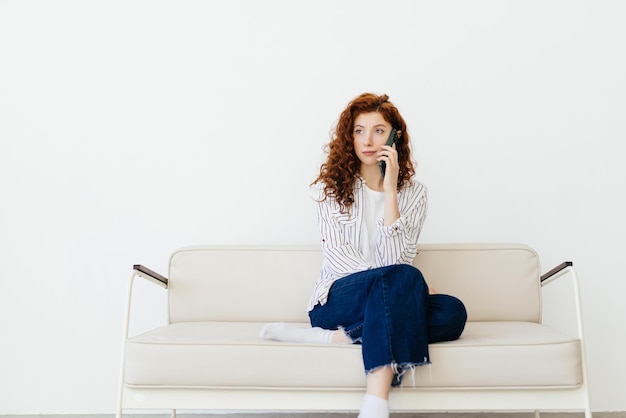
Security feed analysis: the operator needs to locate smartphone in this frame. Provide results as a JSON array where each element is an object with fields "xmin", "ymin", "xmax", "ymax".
[{"xmin": 379, "ymin": 128, "xmax": 399, "ymax": 178}]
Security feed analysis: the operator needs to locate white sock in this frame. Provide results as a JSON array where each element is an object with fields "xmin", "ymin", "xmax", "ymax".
[
  {"xmin": 259, "ymin": 323, "xmax": 334, "ymax": 344},
  {"xmin": 358, "ymin": 394, "xmax": 389, "ymax": 418}
]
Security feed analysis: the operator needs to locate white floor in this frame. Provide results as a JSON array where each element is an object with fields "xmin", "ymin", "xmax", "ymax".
[{"xmin": 5, "ymin": 413, "xmax": 624, "ymax": 418}]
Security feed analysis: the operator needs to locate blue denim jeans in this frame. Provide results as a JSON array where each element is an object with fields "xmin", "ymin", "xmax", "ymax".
[{"xmin": 308, "ymin": 264, "xmax": 467, "ymax": 386}]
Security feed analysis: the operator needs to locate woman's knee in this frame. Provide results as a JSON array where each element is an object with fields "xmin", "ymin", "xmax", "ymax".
[
  {"xmin": 427, "ymin": 294, "xmax": 467, "ymax": 342},
  {"xmin": 383, "ymin": 264, "xmax": 425, "ymax": 286}
]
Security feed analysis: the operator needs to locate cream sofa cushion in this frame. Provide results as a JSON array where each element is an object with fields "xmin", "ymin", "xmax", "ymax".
[{"xmin": 125, "ymin": 320, "xmax": 582, "ymax": 389}]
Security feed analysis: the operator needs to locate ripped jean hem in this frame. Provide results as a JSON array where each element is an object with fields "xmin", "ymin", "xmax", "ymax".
[
  {"xmin": 366, "ymin": 359, "xmax": 431, "ymax": 387},
  {"xmin": 339, "ymin": 325, "xmax": 363, "ymax": 344}
]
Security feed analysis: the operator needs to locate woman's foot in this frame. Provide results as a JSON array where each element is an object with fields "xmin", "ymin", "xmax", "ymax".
[
  {"xmin": 358, "ymin": 394, "xmax": 389, "ymax": 418},
  {"xmin": 260, "ymin": 323, "xmax": 335, "ymax": 344}
]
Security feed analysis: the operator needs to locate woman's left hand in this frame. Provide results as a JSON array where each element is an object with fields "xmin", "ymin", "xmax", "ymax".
[{"xmin": 379, "ymin": 143, "xmax": 399, "ymax": 192}]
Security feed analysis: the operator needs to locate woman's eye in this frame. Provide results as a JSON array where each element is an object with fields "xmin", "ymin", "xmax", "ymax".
[
  {"xmin": 354, "ymin": 129, "xmax": 363, "ymax": 134},
  {"xmin": 376, "ymin": 129, "xmax": 384, "ymax": 134}
]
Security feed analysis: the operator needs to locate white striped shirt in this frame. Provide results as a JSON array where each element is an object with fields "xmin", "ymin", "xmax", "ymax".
[{"xmin": 308, "ymin": 178, "xmax": 428, "ymax": 311}]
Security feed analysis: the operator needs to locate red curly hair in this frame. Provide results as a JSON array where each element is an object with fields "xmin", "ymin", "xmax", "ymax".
[{"xmin": 313, "ymin": 93, "xmax": 416, "ymax": 212}]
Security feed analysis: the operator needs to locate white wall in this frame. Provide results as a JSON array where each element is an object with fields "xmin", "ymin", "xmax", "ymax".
[{"xmin": 1, "ymin": 0, "xmax": 624, "ymax": 413}]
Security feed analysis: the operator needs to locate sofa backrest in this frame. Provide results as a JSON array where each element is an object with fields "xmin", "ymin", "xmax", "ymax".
[
  {"xmin": 413, "ymin": 243, "xmax": 541, "ymax": 322},
  {"xmin": 167, "ymin": 243, "xmax": 541, "ymax": 324}
]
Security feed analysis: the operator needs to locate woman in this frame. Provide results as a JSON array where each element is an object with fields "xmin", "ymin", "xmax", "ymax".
[{"xmin": 262, "ymin": 93, "xmax": 467, "ymax": 418}]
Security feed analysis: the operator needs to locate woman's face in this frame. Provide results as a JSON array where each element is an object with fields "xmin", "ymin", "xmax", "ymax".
[{"xmin": 352, "ymin": 111, "xmax": 393, "ymax": 167}]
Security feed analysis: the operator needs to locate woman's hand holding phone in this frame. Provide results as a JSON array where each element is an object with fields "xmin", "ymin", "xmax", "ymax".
[
  {"xmin": 379, "ymin": 143, "xmax": 399, "ymax": 192},
  {"xmin": 381, "ymin": 141, "xmax": 401, "ymax": 225},
  {"xmin": 379, "ymin": 129, "xmax": 401, "ymax": 193}
]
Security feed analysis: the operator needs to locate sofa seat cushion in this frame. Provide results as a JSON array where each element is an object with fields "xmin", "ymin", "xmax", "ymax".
[{"xmin": 124, "ymin": 321, "xmax": 582, "ymax": 389}]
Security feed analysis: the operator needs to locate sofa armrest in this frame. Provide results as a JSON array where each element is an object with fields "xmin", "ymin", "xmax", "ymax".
[
  {"xmin": 540, "ymin": 261, "xmax": 573, "ymax": 284},
  {"xmin": 133, "ymin": 264, "xmax": 168, "ymax": 288},
  {"xmin": 538, "ymin": 259, "xmax": 589, "ymax": 386},
  {"xmin": 118, "ymin": 264, "xmax": 169, "ymax": 413},
  {"xmin": 121, "ymin": 265, "xmax": 168, "ymax": 341}
]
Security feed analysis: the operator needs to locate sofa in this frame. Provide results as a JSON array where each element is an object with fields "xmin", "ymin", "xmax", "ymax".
[{"xmin": 117, "ymin": 243, "xmax": 591, "ymax": 417}]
